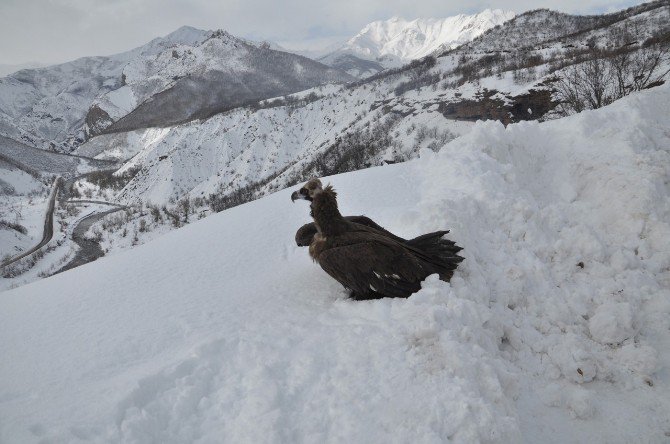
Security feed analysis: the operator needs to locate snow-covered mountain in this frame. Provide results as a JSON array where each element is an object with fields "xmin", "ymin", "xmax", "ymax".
[
  {"xmin": 0, "ymin": 26, "xmax": 352, "ymax": 153},
  {"xmin": 2, "ymin": 84, "xmax": 669, "ymax": 442},
  {"xmin": 319, "ymin": 9, "xmax": 515, "ymax": 77},
  {"xmin": 0, "ymin": 26, "xmax": 210, "ymax": 152}
]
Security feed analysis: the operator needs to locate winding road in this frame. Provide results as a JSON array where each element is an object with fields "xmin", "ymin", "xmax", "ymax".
[{"xmin": 53, "ymin": 205, "xmax": 125, "ymax": 274}]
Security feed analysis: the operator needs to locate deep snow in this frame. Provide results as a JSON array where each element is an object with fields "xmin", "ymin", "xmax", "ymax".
[{"xmin": 1, "ymin": 85, "xmax": 669, "ymax": 443}]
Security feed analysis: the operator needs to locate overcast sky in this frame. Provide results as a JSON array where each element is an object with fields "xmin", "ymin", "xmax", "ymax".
[{"xmin": 0, "ymin": 0, "xmax": 641, "ymax": 65}]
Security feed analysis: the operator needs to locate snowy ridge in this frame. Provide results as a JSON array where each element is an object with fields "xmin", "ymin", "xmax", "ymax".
[{"xmin": 1, "ymin": 85, "xmax": 669, "ymax": 442}]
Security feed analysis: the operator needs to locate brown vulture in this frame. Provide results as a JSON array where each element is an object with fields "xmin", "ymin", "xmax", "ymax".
[{"xmin": 291, "ymin": 178, "xmax": 464, "ymax": 300}]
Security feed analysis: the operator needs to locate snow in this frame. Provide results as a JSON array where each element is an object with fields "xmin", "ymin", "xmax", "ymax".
[
  {"xmin": 0, "ymin": 193, "xmax": 50, "ymax": 257},
  {"xmin": 1, "ymin": 84, "xmax": 669, "ymax": 442},
  {"xmin": 0, "ymin": 163, "xmax": 43, "ymax": 196}
]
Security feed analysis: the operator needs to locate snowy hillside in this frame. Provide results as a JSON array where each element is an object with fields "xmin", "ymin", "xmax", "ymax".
[
  {"xmin": 1, "ymin": 84, "xmax": 669, "ymax": 442},
  {"xmin": 319, "ymin": 10, "xmax": 515, "ymax": 77},
  {"xmin": 77, "ymin": 83, "xmax": 472, "ymax": 206}
]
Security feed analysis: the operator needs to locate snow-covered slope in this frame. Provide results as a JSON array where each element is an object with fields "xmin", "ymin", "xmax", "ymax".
[
  {"xmin": 2, "ymin": 85, "xmax": 669, "ymax": 442},
  {"xmin": 319, "ymin": 10, "xmax": 515, "ymax": 77}
]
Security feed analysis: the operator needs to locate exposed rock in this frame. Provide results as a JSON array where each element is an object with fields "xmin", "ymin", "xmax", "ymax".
[
  {"xmin": 438, "ymin": 88, "xmax": 557, "ymax": 124},
  {"xmin": 85, "ymin": 105, "xmax": 114, "ymax": 139}
]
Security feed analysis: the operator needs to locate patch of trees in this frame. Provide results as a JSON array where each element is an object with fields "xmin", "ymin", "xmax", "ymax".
[
  {"xmin": 247, "ymin": 91, "xmax": 323, "ymax": 111},
  {"xmin": 394, "ymin": 73, "xmax": 442, "ymax": 96},
  {"xmin": 86, "ymin": 167, "xmax": 141, "ymax": 190},
  {"xmin": 0, "ymin": 220, "xmax": 27, "ymax": 235},
  {"xmin": 208, "ymin": 168, "xmax": 286, "ymax": 213},
  {"xmin": 308, "ymin": 114, "xmax": 402, "ymax": 177},
  {"xmin": 0, "ymin": 153, "xmax": 42, "ymax": 180},
  {"xmin": 347, "ymin": 55, "xmax": 438, "ymax": 90}
]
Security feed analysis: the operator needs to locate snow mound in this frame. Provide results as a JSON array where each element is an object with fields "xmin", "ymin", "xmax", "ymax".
[{"xmin": 1, "ymin": 85, "xmax": 669, "ymax": 442}]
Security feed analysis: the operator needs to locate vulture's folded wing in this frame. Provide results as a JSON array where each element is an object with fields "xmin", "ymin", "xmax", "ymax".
[
  {"xmin": 317, "ymin": 241, "xmax": 427, "ymax": 298},
  {"xmin": 295, "ymin": 215, "xmax": 404, "ymax": 247}
]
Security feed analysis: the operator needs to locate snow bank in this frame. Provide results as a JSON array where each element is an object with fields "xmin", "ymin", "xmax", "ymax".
[{"xmin": 1, "ymin": 85, "xmax": 669, "ymax": 442}]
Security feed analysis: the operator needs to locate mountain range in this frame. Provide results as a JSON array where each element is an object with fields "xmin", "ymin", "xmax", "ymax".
[
  {"xmin": 0, "ymin": 10, "xmax": 519, "ymax": 155},
  {"xmin": 0, "ymin": 26, "xmax": 351, "ymax": 153}
]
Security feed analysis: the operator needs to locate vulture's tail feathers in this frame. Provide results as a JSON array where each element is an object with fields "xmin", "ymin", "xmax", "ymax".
[{"xmin": 407, "ymin": 230, "xmax": 464, "ymax": 281}]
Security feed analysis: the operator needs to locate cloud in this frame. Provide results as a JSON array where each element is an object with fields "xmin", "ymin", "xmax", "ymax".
[{"xmin": 0, "ymin": 0, "xmax": 643, "ymax": 65}]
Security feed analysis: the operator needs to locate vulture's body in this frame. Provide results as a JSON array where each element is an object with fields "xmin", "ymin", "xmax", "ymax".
[{"xmin": 292, "ymin": 179, "xmax": 464, "ymax": 300}]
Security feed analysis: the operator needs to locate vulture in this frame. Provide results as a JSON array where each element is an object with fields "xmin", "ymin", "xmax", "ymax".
[{"xmin": 291, "ymin": 178, "xmax": 464, "ymax": 300}]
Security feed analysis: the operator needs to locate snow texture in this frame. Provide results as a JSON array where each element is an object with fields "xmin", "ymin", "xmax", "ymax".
[{"xmin": 1, "ymin": 85, "xmax": 669, "ymax": 443}]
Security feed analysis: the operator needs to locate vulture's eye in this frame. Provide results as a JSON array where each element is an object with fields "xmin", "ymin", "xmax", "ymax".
[{"xmin": 300, "ymin": 188, "xmax": 308, "ymax": 195}]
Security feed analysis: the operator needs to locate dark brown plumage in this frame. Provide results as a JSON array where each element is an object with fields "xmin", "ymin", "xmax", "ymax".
[
  {"xmin": 294, "ymin": 215, "xmax": 405, "ymax": 246},
  {"xmin": 291, "ymin": 178, "xmax": 464, "ymax": 300}
]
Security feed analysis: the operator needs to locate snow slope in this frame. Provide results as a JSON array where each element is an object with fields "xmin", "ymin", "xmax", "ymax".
[
  {"xmin": 319, "ymin": 10, "xmax": 515, "ymax": 76},
  {"xmin": 1, "ymin": 85, "xmax": 669, "ymax": 442}
]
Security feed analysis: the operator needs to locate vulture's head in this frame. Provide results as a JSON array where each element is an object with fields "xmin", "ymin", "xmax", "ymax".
[{"xmin": 291, "ymin": 178, "xmax": 323, "ymax": 203}]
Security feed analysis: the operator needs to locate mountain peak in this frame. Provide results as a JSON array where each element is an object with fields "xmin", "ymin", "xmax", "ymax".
[
  {"xmin": 163, "ymin": 25, "xmax": 209, "ymax": 46},
  {"xmin": 337, "ymin": 10, "xmax": 515, "ymax": 62}
]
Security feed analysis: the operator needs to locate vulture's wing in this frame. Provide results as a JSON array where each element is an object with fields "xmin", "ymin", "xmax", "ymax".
[{"xmin": 318, "ymin": 240, "xmax": 427, "ymax": 298}]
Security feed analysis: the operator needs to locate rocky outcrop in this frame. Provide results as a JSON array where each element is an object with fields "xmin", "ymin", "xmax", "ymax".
[
  {"xmin": 438, "ymin": 87, "xmax": 557, "ymax": 124},
  {"xmin": 84, "ymin": 105, "xmax": 114, "ymax": 139}
]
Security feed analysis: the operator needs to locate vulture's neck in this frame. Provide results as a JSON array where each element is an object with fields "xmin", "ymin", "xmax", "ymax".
[{"xmin": 311, "ymin": 186, "xmax": 348, "ymax": 237}]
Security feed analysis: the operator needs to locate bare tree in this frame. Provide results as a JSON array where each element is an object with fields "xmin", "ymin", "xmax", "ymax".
[
  {"xmin": 556, "ymin": 43, "xmax": 670, "ymax": 115},
  {"xmin": 629, "ymin": 43, "xmax": 670, "ymax": 91}
]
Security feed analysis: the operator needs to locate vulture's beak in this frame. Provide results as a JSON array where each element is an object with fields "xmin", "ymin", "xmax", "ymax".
[{"xmin": 291, "ymin": 190, "xmax": 300, "ymax": 202}]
